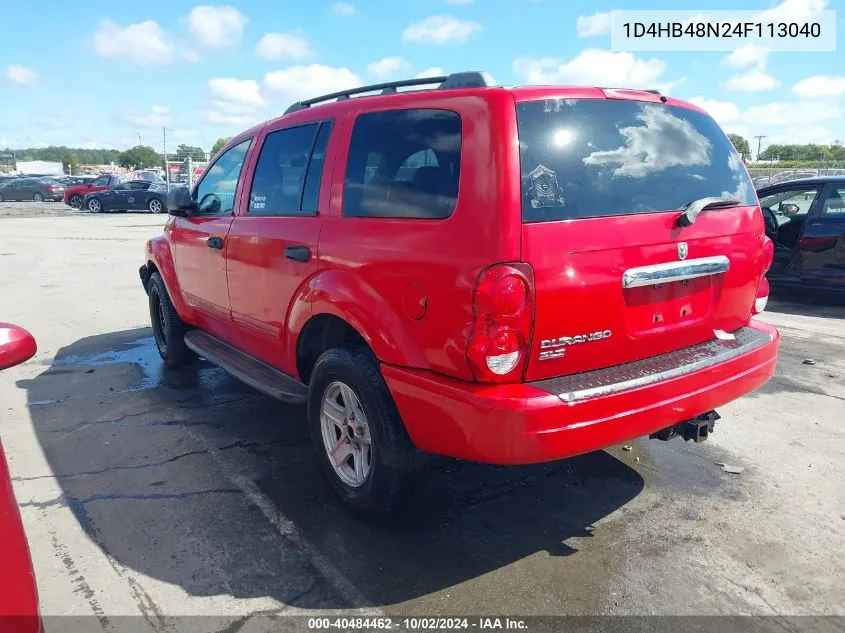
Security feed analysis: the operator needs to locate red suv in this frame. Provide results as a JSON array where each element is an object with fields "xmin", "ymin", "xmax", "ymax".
[{"xmin": 139, "ymin": 72, "xmax": 779, "ymax": 519}]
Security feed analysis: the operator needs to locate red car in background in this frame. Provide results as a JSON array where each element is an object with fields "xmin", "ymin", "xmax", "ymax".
[
  {"xmin": 63, "ymin": 174, "xmax": 116, "ymax": 209},
  {"xmin": 0, "ymin": 323, "xmax": 41, "ymax": 632}
]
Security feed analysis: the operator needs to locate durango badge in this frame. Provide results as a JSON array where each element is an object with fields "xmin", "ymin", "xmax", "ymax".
[{"xmin": 538, "ymin": 330, "xmax": 612, "ymax": 361}]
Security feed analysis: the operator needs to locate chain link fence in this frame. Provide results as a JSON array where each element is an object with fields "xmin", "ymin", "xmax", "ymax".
[
  {"xmin": 747, "ymin": 167, "xmax": 845, "ymax": 188},
  {"xmin": 164, "ymin": 158, "xmax": 209, "ymax": 190}
]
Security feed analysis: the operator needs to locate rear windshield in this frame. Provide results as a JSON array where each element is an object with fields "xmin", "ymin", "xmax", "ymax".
[{"xmin": 516, "ymin": 98, "xmax": 756, "ymax": 223}]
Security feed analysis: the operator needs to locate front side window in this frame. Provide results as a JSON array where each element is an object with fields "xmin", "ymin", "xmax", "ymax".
[
  {"xmin": 343, "ymin": 109, "xmax": 462, "ymax": 219},
  {"xmin": 247, "ymin": 122, "xmax": 329, "ymax": 216},
  {"xmin": 194, "ymin": 138, "xmax": 251, "ymax": 215},
  {"xmin": 759, "ymin": 188, "xmax": 820, "ymax": 217},
  {"xmin": 92, "ymin": 176, "xmax": 110, "ymax": 186},
  {"xmin": 516, "ymin": 98, "xmax": 757, "ymax": 222}
]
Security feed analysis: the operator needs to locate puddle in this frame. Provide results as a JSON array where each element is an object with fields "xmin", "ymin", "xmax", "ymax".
[
  {"xmin": 53, "ymin": 337, "xmax": 164, "ymax": 389},
  {"xmin": 48, "ymin": 336, "xmax": 234, "ymax": 396}
]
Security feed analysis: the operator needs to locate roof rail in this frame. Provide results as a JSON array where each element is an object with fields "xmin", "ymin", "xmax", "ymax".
[{"xmin": 283, "ymin": 71, "xmax": 491, "ymax": 115}]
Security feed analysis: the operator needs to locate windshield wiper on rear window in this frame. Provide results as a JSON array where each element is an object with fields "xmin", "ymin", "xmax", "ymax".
[{"xmin": 677, "ymin": 196, "xmax": 742, "ymax": 227}]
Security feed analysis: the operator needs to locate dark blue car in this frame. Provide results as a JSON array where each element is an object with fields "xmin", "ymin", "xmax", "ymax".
[
  {"xmin": 758, "ymin": 175, "xmax": 845, "ymax": 294},
  {"xmin": 83, "ymin": 180, "xmax": 167, "ymax": 213}
]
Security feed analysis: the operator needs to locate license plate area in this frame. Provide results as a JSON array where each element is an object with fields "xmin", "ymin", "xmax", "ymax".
[{"xmin": 623, "ymin": 276, "xmax": 714, "ymax": 335}]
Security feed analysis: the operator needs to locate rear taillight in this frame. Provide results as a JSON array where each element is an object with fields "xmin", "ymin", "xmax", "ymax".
[
  {"xmin": 761, "ymin": 236, "xmax": 774, "ymax": 273},
  {"xmin": 752, "ymin": 236, "xmax": 773, "ymax": 315},
  {"xmin": 753, "ymin": 277, "xmax": 769, "ymax": 315},
  {"xmin": 466, "ymin": 263, "xmax": 534, "ymax": 383}
]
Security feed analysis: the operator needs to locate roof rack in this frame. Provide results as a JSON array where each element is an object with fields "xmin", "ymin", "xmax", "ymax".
[{"xmin": 283, "ymin": 71, "xmax": 491, "ymax": 115}]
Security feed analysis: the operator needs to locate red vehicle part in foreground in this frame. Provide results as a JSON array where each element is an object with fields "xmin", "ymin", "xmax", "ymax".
[{"xmin": 0, "ymin": 323, "xmax": 41, "ymax": 633}]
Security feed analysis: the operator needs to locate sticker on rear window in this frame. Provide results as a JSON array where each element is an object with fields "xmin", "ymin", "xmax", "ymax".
[{"xmin": 527, "ymin": 164, "xmax": 566, "ymax": 209}]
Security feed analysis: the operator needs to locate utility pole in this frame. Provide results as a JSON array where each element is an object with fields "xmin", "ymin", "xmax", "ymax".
[
  {"xmin": 137, "ymin": 132, "xmax": 142, "ymax": 146},
  {"xmin": 163, "ymin": 127, "xmax": 172, "ymax": 187},
  {"xmin": 753, "ymin": 135, "xmax": 767, "ymax": 163}
]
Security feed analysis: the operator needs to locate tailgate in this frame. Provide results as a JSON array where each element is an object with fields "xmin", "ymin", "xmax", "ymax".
[{"xmin": 515, "ymin": 94, "xmax": 764, "ymax": 382}]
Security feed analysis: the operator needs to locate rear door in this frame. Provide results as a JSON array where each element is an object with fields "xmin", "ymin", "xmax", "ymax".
[
  {"xmin": 225, "ymin": 120, "xmax": 333, "ymax": 373},
  {"xmin": 516, "ymin": 94, "xmax": 764, "ymax": 381},
  {"xmin": 799, "ymin": 183, "xmax": 845, "ymax": 288}
]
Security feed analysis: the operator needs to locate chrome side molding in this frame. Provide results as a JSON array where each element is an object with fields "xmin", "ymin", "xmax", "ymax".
[{"xmin": 622, "ymin": 255, "xmax": 730, "ymax": 289}]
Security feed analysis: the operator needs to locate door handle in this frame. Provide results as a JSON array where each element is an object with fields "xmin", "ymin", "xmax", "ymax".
[
  {"xmin": 284, "ymin": 245, "xmax": 310, "ymax": 262},
  {"xmin": 207, "ymin": 236, "xmax": 224, "ymax": 250}
]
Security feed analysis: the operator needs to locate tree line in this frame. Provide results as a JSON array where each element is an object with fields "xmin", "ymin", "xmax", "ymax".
[
  {"xmin": 2, "ymin": 137, "xmax": 232, "ymax": 172},
  {"xmin": 728, "ymin": 134, "xmax": 844, "ymax": 164}
]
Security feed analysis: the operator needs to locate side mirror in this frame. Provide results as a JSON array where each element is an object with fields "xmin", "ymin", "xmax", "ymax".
[
  {"xmin": 781, "ymin": 203, "xmax": 800, "ymax": 215},
  {"xmin": 0, "ymin": 323, "xmax": 37, "ymax": 371},
  {"xmin": 166, "ymin": 186, "xmax": 196, "ymax": 216}
]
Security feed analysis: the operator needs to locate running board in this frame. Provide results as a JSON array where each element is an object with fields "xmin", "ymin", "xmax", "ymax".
[{"xmin": 183, "ymin": 330, "xmax": 307, "ymax": 404}]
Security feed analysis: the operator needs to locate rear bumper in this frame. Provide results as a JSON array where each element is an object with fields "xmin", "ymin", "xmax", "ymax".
[{"xmin": 382, "ymin": 320, "xmax": 779, "ymax": 465}]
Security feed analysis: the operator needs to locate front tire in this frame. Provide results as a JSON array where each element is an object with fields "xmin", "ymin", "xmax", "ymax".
[
  {"xmin": 308, "ymin": 347, "xmax": 419, "ymax": 521},
  {"xmin": 87, "ymin": 197, "xmax": 102, "ymax": 213},
  {"xmin": 33, "ymin": 192, "xmax": 44, "ymax": 202},
  {"xmin": 69, "ymin": 194, "xmax": 83, "ymax": 209},
  {"xmin": 148, "ymin": 271, "xmax": 195, "ymax": 367},
  {"xmin": 148, "ymin": 198, "xmax": 164, "ymax": 213}
]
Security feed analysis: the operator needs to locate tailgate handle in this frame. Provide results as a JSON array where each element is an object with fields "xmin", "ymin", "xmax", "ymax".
[{"xmin": 622, "ymin": 255, "xmax": 730, "ymax": 289}]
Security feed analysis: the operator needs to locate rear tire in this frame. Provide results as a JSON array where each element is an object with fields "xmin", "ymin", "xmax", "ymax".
[
  {"xmin": 33, "ymin": 192, "xmax": 44, "ymax": 202},
  {"xmin": 148, "ymin": 271, "xmax": 195, "ymax": 367},
  {"xmin": 307, "ymin": 347, "xmax": 419, "ymax": 521}
]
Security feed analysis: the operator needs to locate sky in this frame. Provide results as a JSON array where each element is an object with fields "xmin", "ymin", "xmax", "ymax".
[{"xmin": 0, "ymin": 0, "xmax": 842, "ymax": 158}]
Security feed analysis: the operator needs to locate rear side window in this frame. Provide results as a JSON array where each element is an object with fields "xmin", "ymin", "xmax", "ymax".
[
  {"xmin": 516, "ymin": 99, "xmax": 756, "ymax": 222},
  {"xmin": 343, "ymin": 109, "xmax": 461, "ymax": 219}
]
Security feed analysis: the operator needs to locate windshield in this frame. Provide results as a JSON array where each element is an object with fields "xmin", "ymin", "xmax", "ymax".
[{"xmin": 516, "ymin": 98, "xmax": 756, "ymax": 223}]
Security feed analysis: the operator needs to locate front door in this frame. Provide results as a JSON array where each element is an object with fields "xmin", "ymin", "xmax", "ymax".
[
  {"xmin": 226, "ymin": 120, "xmax": 334, "ymax": 373},
  {"xmin": 170, "ymin": 138, "xmax": 253, "ymax": 338},
  {"xmin": 799, "ymin": 183, "xmax": 845, "ymax": 288}
]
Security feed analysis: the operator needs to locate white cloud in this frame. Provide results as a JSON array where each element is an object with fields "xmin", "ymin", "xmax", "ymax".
[
  {"xmin": 331, "ymin": 2, "xmax": 356, "ymax": 16},
  {"xmin": 416, "ymin": 67, "xmax": 445, "ymax": 78},
  {"xmin": 513, "ymin": 49, "xmax": 666, "ymax": 88},
  {"xmin": 576, "ymin": 12, "xmax": 611, "ymax": 37},
  {"xmin": 402, "ymin": 15, "xmax": 482, "ymax": 44},
  {"xmin": 256, "ymin": 32, "xmax": 315, "ymax": 61},
  {"xmin": 582, "ymin": 106, "xmax": 713, "ymax": 178},
  {"xmin": 725, "ymin": 68, "xmax": 780, "ymax": 92},
  {"xmin": 181, "ymin": 48, "xmax": 201, "ymax": 63},
  {"xmin": 4, "ymin": 65, "xmax": 37, "ymax": 86},
  {"xmin": 745, "ymin": 100, "xmax": 840, "ymax": 126},
  {"xmin": 754, "ymin": 0, "xmax": 828, "ymax": 25},
  {"xmin": 768, "ymin": 125, "xmax": 835, "ymax": 145},
  {"xmin": 125, "ymin": 105, "xmax": 172, "ymax": 127},
  {"xmin": 723, "ymin": 44, "xmax": 769, "ymax": 69},
  {"xmin": 187, "ymin": 5, "xmax": 248, "ymax": 48},
  {"xmin": 367, "ymin": 57, "xmax": 411, "ymax": 79},
  {"xmin": 792, "ymin": 75, "xmax": 845, "ymax": 99},
  {"xmin": 688, "ymin": 96, "xmax": 741, "ymax": 125},
  {"xmin": 93, "ymin": 19, "xmax": 173, "ymax": 67},
  {"xmin": 264, "ymin": 64, "xmax": 361, "ymax": 103},
  {"xmin": 199, "ymin": 109, "xmax": 258, "ymax": 127},
  {"xmin": 208, "ymin": 78, "xmax": 266, "ymax": 108}
]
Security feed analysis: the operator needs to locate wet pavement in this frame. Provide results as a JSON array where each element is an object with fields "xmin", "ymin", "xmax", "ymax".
[{"xmin": 1, "ymin": 214, "xmax": 844, "ymax": 630}]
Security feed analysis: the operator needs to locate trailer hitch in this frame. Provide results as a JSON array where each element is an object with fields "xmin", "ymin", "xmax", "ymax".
[{"xmin": 650, "ymin": 411, "xmax": 721, "ymax": 443}]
